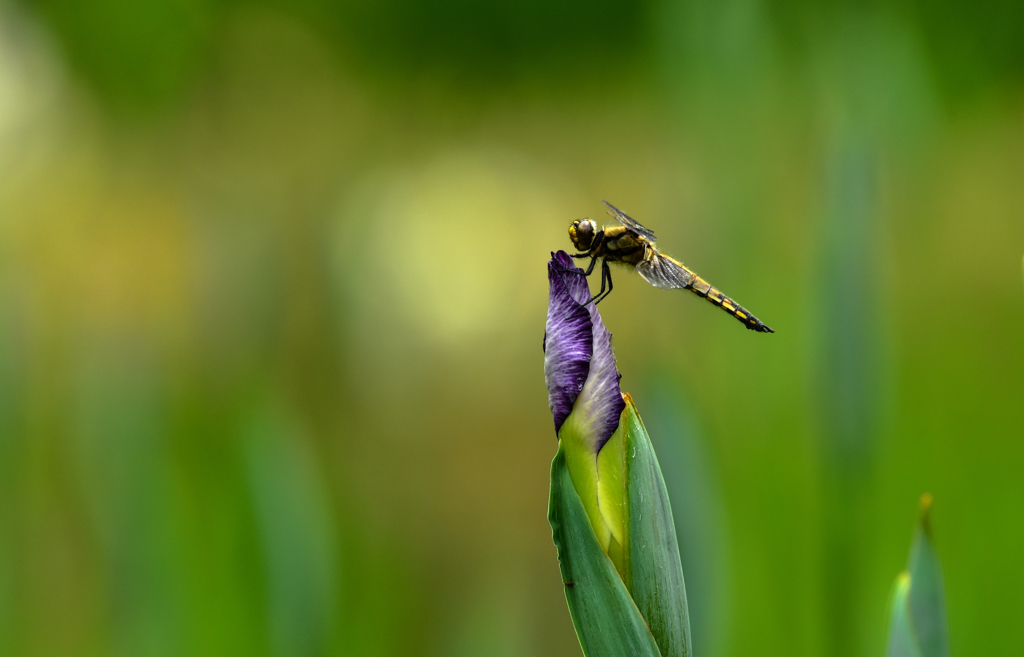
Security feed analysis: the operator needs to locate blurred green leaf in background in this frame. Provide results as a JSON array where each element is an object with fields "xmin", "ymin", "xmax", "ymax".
[
  {"xmin": 886, "ymin": 495, "xmax": 949, "ymax": 657},
  {"xmin": 1, "ymin": 0, "xmax": 1023, "ymax": 655}
]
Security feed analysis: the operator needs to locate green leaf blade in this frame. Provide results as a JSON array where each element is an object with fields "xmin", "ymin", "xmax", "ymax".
[
  {"xmin": 908, "ymin": 498, "xmax": 950, "ymax": 657},
  {"xmin": 623, "ymin": 395, "xmax": 692, "ymax": 657},
  {"xmin": 549, "ymin": 443, "xmax": 663, "ymax": 657},
  {"xmin": 886, "ymin": 495, "xmax": 950, "ymax": 657}
]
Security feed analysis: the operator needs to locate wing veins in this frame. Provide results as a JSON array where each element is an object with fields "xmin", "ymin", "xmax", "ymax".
[
  {"xmin": 636, "ymin": 251, "xmax": 694, "ymax": 290},
  {"xmin": 601, "ymin": 200, "xmax": 657, "ymax": 242}
]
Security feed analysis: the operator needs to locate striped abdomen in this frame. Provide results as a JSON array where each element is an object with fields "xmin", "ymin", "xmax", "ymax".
[{"xmin": 688, "ymin": 276, "xmax": 774, "ymax": 333}]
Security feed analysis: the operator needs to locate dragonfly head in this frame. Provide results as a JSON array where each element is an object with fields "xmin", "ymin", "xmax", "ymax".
[{"xmin": 569, "ymin": 219, "xmax": 596, "ymax": 251}]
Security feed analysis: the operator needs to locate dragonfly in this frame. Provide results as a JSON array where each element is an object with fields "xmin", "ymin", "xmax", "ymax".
[{"xmin": 568, "ymin": 200, "xmax": 774, "ymax": 333}]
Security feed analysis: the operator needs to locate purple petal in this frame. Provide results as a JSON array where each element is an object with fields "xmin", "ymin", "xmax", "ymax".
[
  {"xmin": 544, "ymin": 251, "xmax": 592, "ymax": 433},
  {"xmin": 544, "ymin": 251, "xmax": 625, "ymax": 453},
  {"xmin": 573, "ymin": 272, "xmax": 625, "ymax": 454}
]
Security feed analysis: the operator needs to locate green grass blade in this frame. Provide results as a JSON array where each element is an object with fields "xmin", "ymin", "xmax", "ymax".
[
  {"xmin": 549, "ymin": 443, "xmax": 663, "ymax": 657},
  {"xmin": 623, "ymin": 396, "xmax": 692, "ymax": 657}
]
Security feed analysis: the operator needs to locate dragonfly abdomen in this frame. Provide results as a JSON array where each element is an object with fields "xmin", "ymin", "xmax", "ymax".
[{"xmin": 689, "ymin": 276, "xmax": 774, "ymax": 333}]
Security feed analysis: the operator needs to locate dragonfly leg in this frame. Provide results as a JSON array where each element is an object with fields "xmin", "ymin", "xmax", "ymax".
[
  {"xmin": 582, "ymin": 260, "xmax": 613, "ymax": 307},
  {"xmin": 558, "ymin": 257, "xmax": 602, "ymax": 320},
  {"xmin": 565, "ymin": 255, "xmax": 598, "ymax": 276},
  {"xmin": 593, "ymin": 260, "xmax": 614, "ymax": 305}
]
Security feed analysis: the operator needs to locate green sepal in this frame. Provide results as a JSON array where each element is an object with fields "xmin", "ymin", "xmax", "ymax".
[
  {"xmin": 622, "ymin": 395, "xmax": 692, "ymax": 657},
  {"xmin": 549, "ymin": 442, "xmax": 663, "ymax": 657}
]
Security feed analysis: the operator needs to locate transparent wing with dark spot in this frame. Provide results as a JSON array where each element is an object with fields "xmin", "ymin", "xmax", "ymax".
[
  {"xmin": 601, "ymin": 200, "xmax": 657, "ymax": 242},
  {"xmin": 636, "ymin": 252, "xmax": 695, "ymax": 290}
]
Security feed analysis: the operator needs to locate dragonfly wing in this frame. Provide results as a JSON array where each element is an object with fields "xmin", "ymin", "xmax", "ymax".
[
  {"xmin": 601, "ymin": 200, "xmax": 657, "ymax": 242},
  {"xmin": 636, "ymin": 252, "xmax": 695, "ymax": 290}
]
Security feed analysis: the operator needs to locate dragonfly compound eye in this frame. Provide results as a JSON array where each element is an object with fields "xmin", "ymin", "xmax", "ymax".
[{"xmin": 569, "ymin": 219, "xmax": 594, "ymax": 251}]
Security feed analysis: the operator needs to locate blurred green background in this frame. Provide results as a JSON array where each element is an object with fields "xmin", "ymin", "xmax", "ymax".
[{"xmin": 0, "ymin": 0, "xmax": 1022, "ymax": 655}]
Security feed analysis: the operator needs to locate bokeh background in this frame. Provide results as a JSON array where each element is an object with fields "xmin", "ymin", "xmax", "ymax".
[{"xmin": 1, "ymin": 0, "xmax": 1022, "ymax": 655}]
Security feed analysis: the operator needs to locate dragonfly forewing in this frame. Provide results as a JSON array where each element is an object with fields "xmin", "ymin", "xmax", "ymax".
[{"xmin": 602, "ymin": 200, "xmax": 657, "ymax": 242}]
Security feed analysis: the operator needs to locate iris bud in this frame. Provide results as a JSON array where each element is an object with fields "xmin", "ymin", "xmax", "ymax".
[{"xmin": 544, "ymin": 251, "xmax": 691, "ymax": 657}]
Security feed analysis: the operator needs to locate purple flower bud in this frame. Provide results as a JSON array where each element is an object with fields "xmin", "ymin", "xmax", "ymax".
[{"xmin": 544, "ymin": 251, "xmax": 625, "ymax": 454}]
